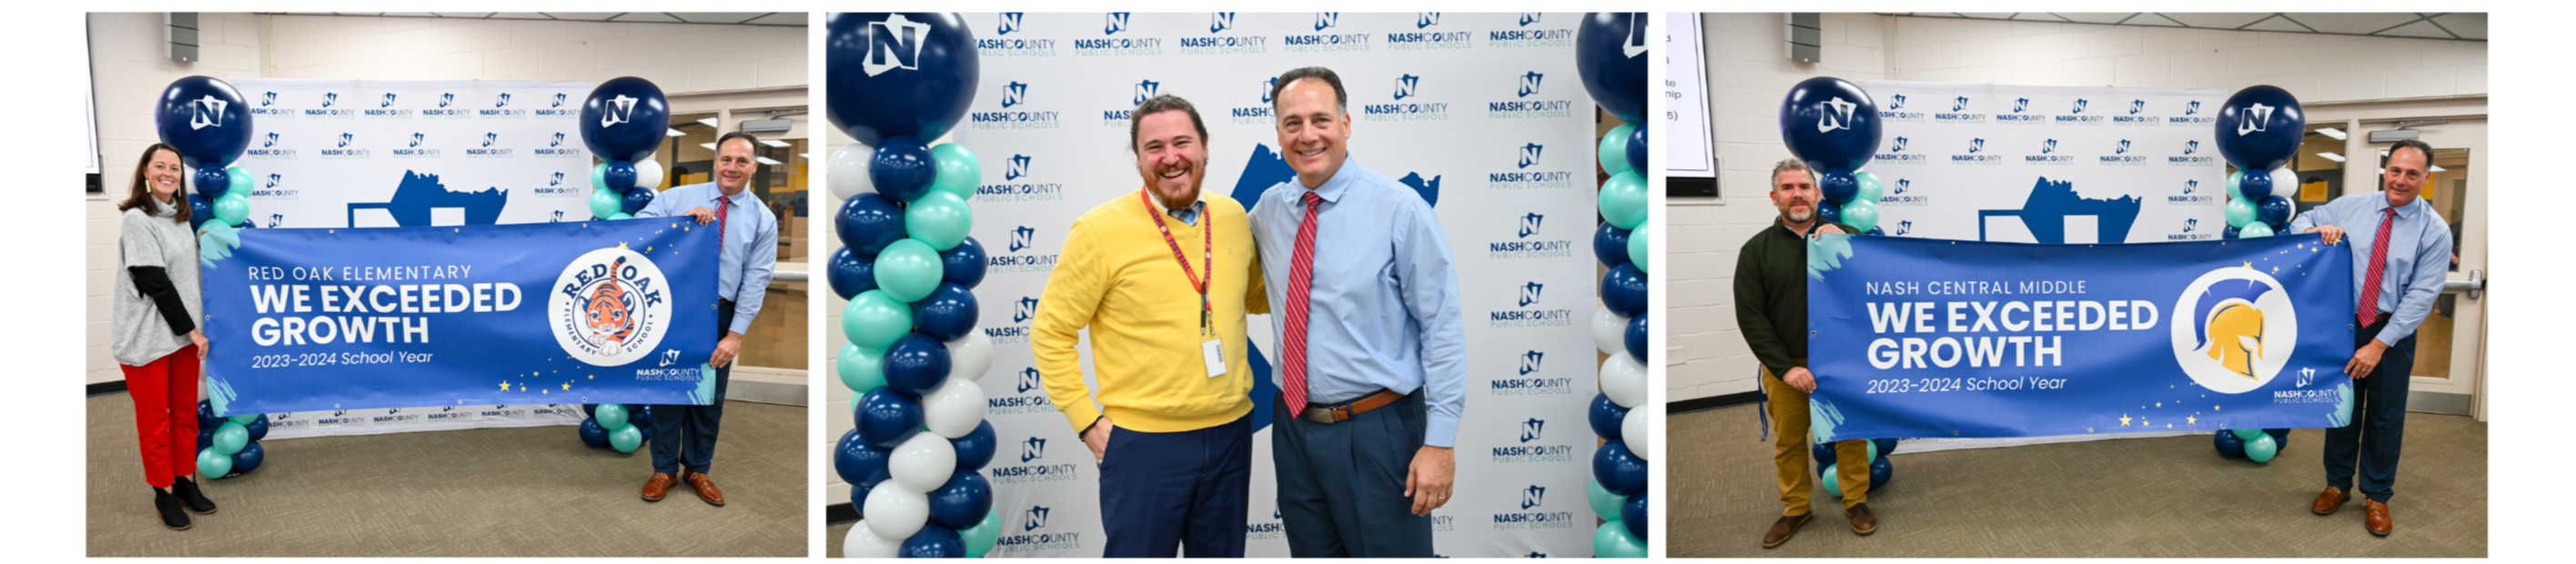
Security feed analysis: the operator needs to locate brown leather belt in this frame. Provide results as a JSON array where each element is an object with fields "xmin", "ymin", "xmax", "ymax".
[
  {"xmin": 718, "ymin": 299, "xmax": 735, "ymax": 309},
  {"xmin": 1300, "ymin": 389, "xmax": 1404, "ymax": 424}
]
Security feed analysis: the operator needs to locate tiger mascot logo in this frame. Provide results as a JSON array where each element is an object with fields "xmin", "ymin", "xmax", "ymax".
[{"xmin": 551, "ymin": 247, "xmax": 672, "ymax": 367}]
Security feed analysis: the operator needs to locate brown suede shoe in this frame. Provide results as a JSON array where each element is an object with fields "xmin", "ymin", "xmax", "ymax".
[
  {"xmin": 2311, "ymin": 486, "xmax": 2350, "ymax": 515},
  {"xmin": 1761, "ymin": 513, "xmax": 1812, "ymax": 549},
  {"xmin": 1845, "ymin": 503, "xmax": 1878, "ymax": 536},
  {"xmin": 2363, "ymin": 499, "xmax": 2391, "ymax": 536},
  {"xmin": 682, "ymin": 470, "xmax": 726, "ymax": 507},
  {"xmin": 641, "ymin": 472, "xmax": 674, "ymax": 502}
]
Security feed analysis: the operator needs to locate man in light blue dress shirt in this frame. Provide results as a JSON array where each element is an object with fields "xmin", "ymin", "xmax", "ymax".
[
  {"xmin": 630, "ymin": 131, "xmax": 780, "ymax": 507},
  {"xmin": 2287, "ymin": 139, "xmax": 2451, "ymax": 536},
  {"xmin": 1248, "ymin": 66, "xmax": 1466, "ymax": 558}
]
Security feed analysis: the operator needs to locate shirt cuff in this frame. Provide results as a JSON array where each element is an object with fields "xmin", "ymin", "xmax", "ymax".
[{"xmin": 1425, "ymin": 413, "xmax": 1459, "ymax": 448}]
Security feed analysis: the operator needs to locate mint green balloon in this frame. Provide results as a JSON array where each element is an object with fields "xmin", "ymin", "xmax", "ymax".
[
  {"xmin": 211, "ymin": 421, "xmax": 249, "ymax": 455},
  {"xmin": 842, "ymin": 289, "xmax": 915, "ymax": 350},
  {"xmin": 1593, "ymin": 520, "xmax": 1646, "ymax": 558},
  {"xmin": 1823, "ymin": 463, "xmax": 1844, "ymax": 497},
  {"xmin": 227, "ymin": 166, "xmax": 253, "ymax": 197},
  {"xmin": 609, "ymin": 423, "xmax": 643, "ymax": 453},
  {"xmin": 1587, "ymin": 478, "xmax": 1628, "ymax": 519},
  {"xmin": 592, "ymin": 162, "xmax": 611, "ymax": 192},
  {"xmin": 874, "ymin": 239, "xmax": 944, "ymax": 301},
  {"xmin": 595, "ymin": 403, "xmax": 630, "ymax": 429},
  {"xmin": 2226, "ymin": 197, "xmax": 2257, "ymax": 227},
  {"xmin": 838, "ymin": 343, "xmax": 887, "ymax": 393},
  {"xmin": 904, "ymin": 191, "xmax": 975, "ymax": 251},
  {"xmin": 607, "ymin": 211, "xmax": 632, "ymax": 220},
  {"xmin": 962, "ymin": 506, "xmax": 1002, "ymax": 558},
  {"xmin": 2230, "ymin": 428, "xmax": 2263, "ymax": 441},
  {"xmin": 1598, "ymin": 125, "xmax": 1635, "ymax": 176},
  {"xmin": 2243, "ymin": 432, "xmax": 2279, "ymax": 462},
  {"xmin": 1865, "ymin": 439, "xmax": 1880, "ymax": 461},
  {"xmin": 931, "ymin": 143, "xmax": 983, "ymax": 201},
  {"xmin": 197, "ymin": 447, "xmax": 234, "ymax": 478},
  {"xmin": 1842, "ymin": 199, "xmax": 1881, "ymax": 233},
  {"xmin": 591, "ymin": 188, "xmax": 623, "ymax": 218},
  {"xmin": 2240, "ymin": 222, "xmax": 2276, "ymax": 238},
  {"xmin": 2226, "ymin": 170, "xmax": 2246, "ymax": 201},
  {"xmin": 1854, "ymin": 171, "xmax": 1885, "ymax": 203},
  {"xmin": 227, "ymin": 413, "xmax": 257, "ymax": 425},
  {"xmin": 1627, "ymin": 225, "xmax": 1649, "ymax": 274},
  {"xmin": 1600, "ymin": 171, "xmax": 1647, "ymax": 229},
  {"xmin": 213, "ymin": 193, "xmax": 250, "ymax": 227}
]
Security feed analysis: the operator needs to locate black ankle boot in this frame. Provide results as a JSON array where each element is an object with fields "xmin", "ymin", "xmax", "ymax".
[
  {"xmin": 172, "ymin": 477, "xmax": 217, "ymax": 514},
  {"xmin": 153, "ymin": 488, "xmax": 192, "ymax": 530}
]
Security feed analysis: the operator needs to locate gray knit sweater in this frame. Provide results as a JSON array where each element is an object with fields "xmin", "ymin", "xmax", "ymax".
[{"xmin": 112, "ymin": 203, "xmax": 202, "ymax": 366}]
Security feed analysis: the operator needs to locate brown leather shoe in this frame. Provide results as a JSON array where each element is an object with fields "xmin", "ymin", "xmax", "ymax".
[
  {"xmin": 641, "ymin": 472, "xmax": 674, "ymax": 502},
  {"xmin": 1845, "ymin": 503, "xmax": 1878, "ymax": 536},
  {"xmin": 2363, "ymin": 499, "xmax": 2391, "ymax": 536},
  {"xmin": 2310, "ymin": 486, "xmax": 2350, "ymax": 515},
  {"xmin": 1760, "ymin": 513, "xmax": 1811, "ymax": 549},
  {"xmin": 682, "ymin": 470, "xmax": 726, "ymax": 507}
]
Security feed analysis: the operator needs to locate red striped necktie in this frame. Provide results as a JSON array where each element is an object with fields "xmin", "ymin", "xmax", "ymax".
[
  {"xmin": 1282, "ymin": 191, "xmax": 1324, "ymax": 416},
  {"xmin": 2357, "ymin": 207, "xmax": 2395, "ymax": 327}
]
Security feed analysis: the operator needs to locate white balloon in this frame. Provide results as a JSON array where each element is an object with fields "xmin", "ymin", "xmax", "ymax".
[
  {"xmin": 1601, "ymin": 353, "xmax": 1647, "ymax": 408},
  {"xmin": 829, "ymin": 142, "xmax": 876, "ymax": 200},
  {"xmin": 1591, "ymin": 307, "xmax": 1631, "ymax": 356},
  {"xmin": 946, "ymin": 331, "xmax": 995, "ymax": 382},
  {"xmin": 862, "ymin": 486, "xmax": 930, "ymax": 540},
  {"xmin": 922, "ymin": 376, "xmax": 988, "ymax": 438},
  {"xmin": 631, "ymin": 158, "xmax": 665, "ymax": 189},
  {"xmin": 2269, "ymin": 166, "xmax": 2299, "ymax": 223},
  {"xmin": 1622, "ymin": 406, "xmax": 1652, "ymax": 460},
  {"xmin": 888, "ymin": 432, "xmax": 957, "ymax": 493},
  {"xmin": 843, "ymin": 519, "xmax": 904, "ymax": 557}
]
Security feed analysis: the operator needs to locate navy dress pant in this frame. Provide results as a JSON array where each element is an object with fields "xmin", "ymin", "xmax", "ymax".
[
  {"xmin": 1099, "ymin": 412, "xmax": 1253, "ymax": 558},
  {"xmin": 1272, "ymin": 390, "xmax": 1434, "ymax": 558},
  {"xmin": 652, "ymin": 307, "xmax": 732, "ymax": 474},
  {"xmin": 2322, "ymin": 316, "xmax": 2418, "ymax": 503}
]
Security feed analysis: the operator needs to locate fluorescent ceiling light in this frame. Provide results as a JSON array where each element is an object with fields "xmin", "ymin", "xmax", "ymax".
[
  {"xmin": 759, "ymin": 139, "xmax": 791, "ymax": 147},
  {"xmin": 2317, "ymin": 152, "xmax": 2346, "ymax": 162},
  {"xmin": 697, "ymin": 117, "xmax": 721, "ymax": 128},
  {"xmin": 699, "ymin": 143, "xmax": 718, "ymax": 151},
  {"xmin": 2316, "ymin": 127, "xmax": 2346, "ymax": 140},
  {"xmin": 666, "ymin": 128, "xmax": 684, "ymax": 136},
  {"xmin": 2430, "ymin": 165, "xmax": 2447, "ymax": 172},
  {"xmin": 755, "ymin": 156, "xmax": 783, "ymax": 166},
  {"xmin": 800, "ymin": 152, "xmax": 813, "ymax": 160}
]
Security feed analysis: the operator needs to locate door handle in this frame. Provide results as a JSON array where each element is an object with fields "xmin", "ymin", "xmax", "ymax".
[{"xmin": 2442, "ymin": 269, "xmax": 2483, "ymax": 299}]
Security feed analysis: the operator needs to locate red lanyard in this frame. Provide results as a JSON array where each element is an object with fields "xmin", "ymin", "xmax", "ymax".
[{"xmin": 1141, "ymin": 189, "xmax": 1213, "ymax": 334}]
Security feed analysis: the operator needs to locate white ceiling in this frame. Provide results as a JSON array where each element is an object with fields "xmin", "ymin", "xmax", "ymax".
[
  {"xmin": 1878, "ymin": 13, "xmax": 2484, "ymax": 41},
  {"xmin": 262, "ymin": 12, "xmax": 807, "ymax": 27}
]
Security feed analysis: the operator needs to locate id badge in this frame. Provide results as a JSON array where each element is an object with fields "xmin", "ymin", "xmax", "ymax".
[{"xmin": 1202, "ymin": 339, "xmax": 1227, "ymax": 378}]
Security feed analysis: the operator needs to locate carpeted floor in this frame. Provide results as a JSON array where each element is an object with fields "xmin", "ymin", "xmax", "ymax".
[
  {"xmin": 86, "ymin": 393, "xmax": 807, "ymax": 557},
  {"xmin": 1667, "ymin": 404, "xmax": 2487, "ymax": 558}
]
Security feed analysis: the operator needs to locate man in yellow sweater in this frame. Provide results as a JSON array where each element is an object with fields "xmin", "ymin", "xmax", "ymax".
[{"xmin": 1031, "ymin": 94, "xmax": 1268, "ymax": 558}]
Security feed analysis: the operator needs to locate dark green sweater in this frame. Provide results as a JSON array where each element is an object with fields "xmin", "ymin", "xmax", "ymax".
[{"xmin": 1732, "ymin": 218, "xmax": 1853, "ymax": 377}]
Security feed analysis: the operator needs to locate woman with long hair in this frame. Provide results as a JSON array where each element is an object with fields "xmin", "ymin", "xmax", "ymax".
[{"xmin": 111, "ymin": 143, "xmax": 219, "ymax": 529}]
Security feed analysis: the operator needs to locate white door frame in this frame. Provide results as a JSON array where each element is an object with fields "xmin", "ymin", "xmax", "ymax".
[{"xmin": 2307, "ymin": 95, "xmax": 2486, "ymax": 422}]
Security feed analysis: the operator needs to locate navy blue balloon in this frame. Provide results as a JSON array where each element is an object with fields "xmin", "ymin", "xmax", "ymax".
[
  {"xmin": 940, "ymin": 237, "xmax": 989, "ymax": 289},
  {"xmin": 826, "ymin": 13, "xmax": 981, "ymax": 146},
  {"xmin": 898, "ymin": 526, "xmax": 965, "ymax": 559},
  {"xmin": 193, "ymin": 166, "xmax": 232, "ymax": 201},
  {"xmin": 1593, "ymin": 438, "xmax": 1648, "ymax": 495},
  {"xmin": 1816, "ymin": 167, "xmax": 1858, "ymax": 206},
  {"xmin": 1625, "ymin": 312, "xmax": 1648, "ymax": 363},
  {"xmin": 1625, "ymin": 122, "xmax": 1649, "ymax": 179},
  {"xmin": 1869, "ymin": 456, "xmax": 1894, "ymax": 488},
  {"xmin": 245, "ymin": 414, "xmax": 271, "ymax": 442},
  {"xmin": 1621, "ymin": 494, "xmax": 1647, "ymax": 540},
  {"xmin": 1573, "ymin": 13, "xmax": 1650, "ymax": 124},
  {"xmin": 870, "ymin": 137, "xmax": 939, "ymax": 203},
  {"xmin": 828, "ymin": 246, "xmax": 879, "ymax": 300},
  {"xmin": 187, "ymin": 194, "xmax": 214, "ymax": 232},
  {"xmin": 2266, "ymin": 428, "xmax": 2291, "ymax": 454},
  {"xmin": 621, "ymin": 186, "xmax": 656, "ymax": 215},
  {"xmin": 2258, "ymin": 195, "xmax": 2295, "ymax": 228},
  {"xmin": 2238, "ymin": 168, "xmax": 2277, "ymax": 202},
  {"xmin": 2214, "ymin": 86, "xmax": 2305, "ymax": 172},
  {"xmin": 2213, "ymin": 430, "xmax": 2245, "ymax": 458},
  {"xmin": 851, "ymin": 479, "xmax": 874, "ymax": 512},
  {"xmin": 155, "ymin": 76, "xmax": 254, "ymax": 167},
  {"xmin": 1600, "ymin": 263, "xmax": 1648, "ymax": 318},
  {"xmin": 582, "ymin": 403, "xmax": 600, "ymax": 418},
  {"xmin": 629, "ymin": 405, "xmax": 653, "ymax": 435},
  {"xmin": 883, "ymin": 334, "xmax": 954, "ymax": 397},
  {"xmin": 835, "ymin": 194, "xmax": 908, "ymax": 256},
  {"xmin": 1815, "ymin": 201, "xmax": 1844, "ymax": 226},
  {"xmin": 606, "ymin": 161, "xmax": 639, "ymax": 191},
  {"xmin": 579, "ymin": 76, "xmax": 672, "ymax": 163},
  {"xmin": 1873, "ymin": 438, "xmax": 1898, "ymax": 458},
  {"xmin": 928, "ymin": 470, "xmax": 994, "ymax": 529},
  {"xmin": 229, "ymin": 441, "xmax": 265, "ymax": 475},
  {"xmin": 1588, "ymin": 393, "xmax": 1630, "ymax": 440},
  {"xmin": 2222, "ymin": 226, "xmax": 2242, "ymax": 240},
  {"xmin": 952, "ymin": 420, "xmax": 997, "ymax": 471},
  {"xmin": 834, "ymin": 428, "xmax": 895, "ymax": 487},
  {"xmin": 197, "ymin": 428, "xmax": 214, "ymax": 452},
  {"xmin": 579, "ymin": 418, "xmax": 610, "ymax": 448},
  {"xmin": 1866, "ymin": 227, "xmax": 1885, "ymax": 237},
  {"xmin": 1593, "ymin": 223, "xmax": 1631, "ymax": 268},
  {"xmin": 855, "ymin": 388, "xmax": 924, "ymax": 448},
  {"xmin": 912, "ymin": 283, "xmax": 980, "ymax": 342},
  {"xmin": 1811, "ymin": 442, "xmax": 1838, "ymax": 474},
  {"xmin": 197, "ymin": 400, "xmax": 223, "ymax": 430},
  {"xmin": 1778, "ymin": 76, "xmax": 1882, "ymax": 172}
]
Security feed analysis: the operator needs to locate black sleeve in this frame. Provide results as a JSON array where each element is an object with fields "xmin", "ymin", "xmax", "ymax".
[{"xmin": 127, "ymin": 266, "xmax": 197, "ymax": 337}]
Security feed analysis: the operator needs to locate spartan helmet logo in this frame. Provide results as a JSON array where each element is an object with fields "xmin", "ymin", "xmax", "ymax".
[
  {"xmin": 188, "ymin": 96, "xmax": 229, "ymax": 130},
  {"xmin": 601, "ymin": 95, "xmax": 638, "ymax": 127},
  {"xmin": 2238, "ymin": 103, "xmax": 2275, "ymax": 136},
  {"xmin": 583, "ymin": 257, "xmax": 641, "ymax": 347},
  {"xmin": 2194, "ymin": 279, "xmax": 2277, "ymax": 379},
  {"xmin": 2172, "ymin": 267, "xmax": 2297, "ymax": 394},
  {"xmin": 865, "ymin": 14, "xmax": 933, "ymax": 76},
  {"xmin": 1817, "ymin": 96, "xmax": 1857, "ymax": 133}
]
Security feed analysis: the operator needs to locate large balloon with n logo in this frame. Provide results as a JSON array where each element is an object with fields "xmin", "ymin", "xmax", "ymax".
[
  {"xmin": 155, "ymin": 76, "xmax": 254, "ymax": 168},
  {"xmin": 826, "ymin": 13, "xmax": 981, "ymax": 146},
  {"xmin": 578, "ymin": 76, "xmax": 672, "ymax": 164},
  {"xmin": 1778, "ymin": 76, "xmax": 1883, "ymax": 173},
  {"xmin": 2213, "ymin": 86, "xmax": 2305, "ymax": 174},
  {"xmin": 1573, "ymin": 12, "xmax": 1651, "ymax": 124}
]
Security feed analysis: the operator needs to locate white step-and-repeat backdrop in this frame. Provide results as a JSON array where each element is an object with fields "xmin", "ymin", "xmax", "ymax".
[
  {"xmin": 936, "ymin": 12, "xmax": 1600, "ymax": 558},
  {"xmin": 227, "ymin": 78, "xmax": 597, "ymax": 438}
]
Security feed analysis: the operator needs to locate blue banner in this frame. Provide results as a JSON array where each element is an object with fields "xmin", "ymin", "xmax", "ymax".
[
  {"xmin": 201, "ymin": 218, "xmax": 720, "ymax": 416},
  {"xmin": 1804, "ymin": 234, "xmax": 2356, "ymax": 441}
]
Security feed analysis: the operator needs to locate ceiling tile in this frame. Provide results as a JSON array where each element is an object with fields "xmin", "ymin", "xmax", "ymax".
[
  {"xmin": 744, "ymin": 13, "xmax": 808, "ymax": 26},
  {"xmin": 542, "ymin": 13, "xmax": 624, "ymax": 22},
  {"xmin": 2430, "ymin": 13, "xmax": 2486, "ymax": 40},
  {"xmin": 2128, "ymin": 14, "xmax": 2187, "ymax": 27},
  {"xmin": 2280, "ymin": 13, "xmax": 2422, "ymax": 35},
  {"xmin": 2159, "ymin": 13, "xmax": 2271, "ymax": 29},
  {"xmin": 2052, "ymin": 13, "xmax": 2143, "ymax": 25},
  {"xmin": 672, "ymin": 13, "xmax": 770, "ymax": 25},
  {"xmin": 2376, "ymin": 19, "xmax": 2457, "ymax": 39},
  {"xmin": 429, "ymin": 13, "xmax": 494, "ymax": 19},
  {"xmin": 615, "ymin": 13, "xmax": 685, "ymax": 24},
  {"xmin": 2240, "ymin": 15, "xmax": 2312, "ymax": 33},
  {"xmin": 1955, "ymin": 13, "xmax": 2018, "ymax": 20}
]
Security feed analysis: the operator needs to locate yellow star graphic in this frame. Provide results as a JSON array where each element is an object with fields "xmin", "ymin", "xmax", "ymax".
[
  {"xmin": 518, "ymin": 384, "xmax": 527, "ymax": 391},
  {"xmin": 2119, "ymin": 414, "xmax": 2133, "ymax": 427},
  {"xmin": 619, "ymin": 241, "xmax": 630, "ymax": 249},
  {"xmin": 2215, "ymin": 405, "xmax": 2222, "ymax": 411},
  {"xmin": 2155, "ymin": 402, "xmax": 2162, "ymax": 408},
  {"xmin": 2167, "ymin": 423, "xmax": 2173, "ymax": 428},
  {"xmin": 541, "ymin": 389, "xmax": 549, "ymax": 395},
  {"xmin": 2273, "ymin": 267, "xmax": 2280, "ymax": 273},
  {"xmin": 645, "ymin": 247, "xmax": 652, "ymax": 253},
  {"xmin": 672, "ymin": 223, "xmax": 679, "ymax": 229},
  {"xmin": 2188, "ymin": 416, "xmax": 2198, "ymax": 425},
  {"xmin": 562, "ymin": 383, "xmax": 572, "ymax": 390},
  {"xmin": 2243, "ymin": 261, "xmax": 2254, "ymax": 268},
  {"xmin": 500, "ymin": 380, "xmax": 511, "ymax": 391}
]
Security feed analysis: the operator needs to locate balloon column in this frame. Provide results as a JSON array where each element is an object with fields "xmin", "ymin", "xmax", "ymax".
[
  {"xmin": 157, "ymin": 76, "xmax": 257, "ymax": 263},
  {"xmin": 1776, "ymin": 76, "xmax": 1889, "ymax": 235},
  {"xmin": 576, "ymin": 403, "xmax": 651, "ymax": 453},
  {"xmin": 2213, "ymin": 86, "xmax": 2307, "ymax": 240},
  {"xmin": 827, "ymin": 13, "xmax": 999, "ymax": 559},
  {"xmin": 1812, "ymin": 438, "xmax": 1898, "ymax": 498},
  {"xmin": 578, "ymin": 76, "xmax": 674, "ymax": 221},
  {"xmin": 2212, "ymin": 428, "xmax": 2293, "ymax": 463},
  {"xmin": 194, "ymin": 400, "xmax": 271, "ymax": 478},
  {"xmin": 1577, "ymin": 13, "xmax": 1649, "ymax": 559}
]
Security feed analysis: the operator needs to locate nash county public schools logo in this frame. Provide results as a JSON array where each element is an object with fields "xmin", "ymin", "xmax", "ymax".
[
  {"xmin": 189, "ymin": 96, "xmax": 230, "ymax": 129},
  {"xmin": 866, "ymin": 14, "xmax": 934, "ymax": 76},
  {"xmin": 549, "ymin": 247, "xmax": 673, "ymax": 366},
  {"xmin": 2168, "ymin": 267, "xmax": 2298, "ymax": 394},
  {"xmin": 1816, "ymin": 96, "xmax": 1857, "ymax": 132},
  {"xmin": 2237, "ymin": 103, "xmax": 2275, "ymax": 136}
]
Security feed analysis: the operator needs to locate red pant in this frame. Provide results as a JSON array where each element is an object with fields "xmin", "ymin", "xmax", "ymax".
[{"xmin": 118, "ymin": 344, "xmax": 200, "ymax": 488}]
